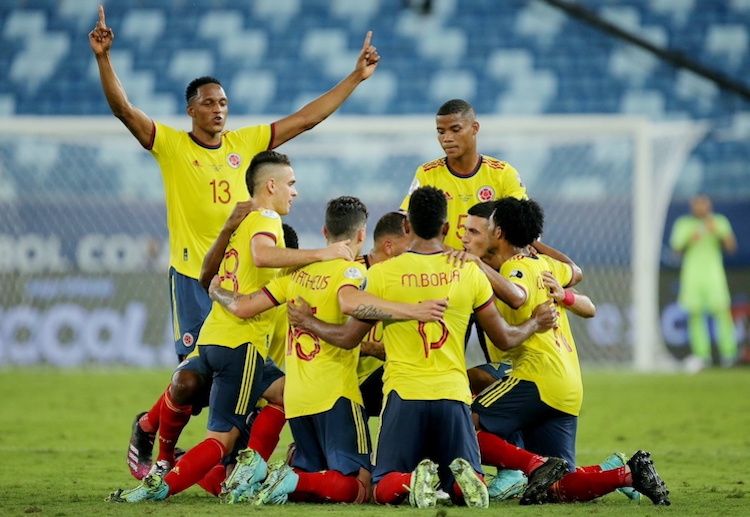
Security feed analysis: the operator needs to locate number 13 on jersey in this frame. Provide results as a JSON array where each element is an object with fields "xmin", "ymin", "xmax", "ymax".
[{"xmin": 210, "ymin": 179, "xmax": 231, "ymax": 204}]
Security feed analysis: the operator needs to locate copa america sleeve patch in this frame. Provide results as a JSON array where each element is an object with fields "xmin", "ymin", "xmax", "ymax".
[
  {"xmin": 261, "ymin": 209, "xmax": 280, "ymax": 219},
  {"xmin": 344, "ymin": 267, "xmax": 363, "ymax": 279},
  {"xmin": 509, "ymin": 269, "xmax": 523, "ymax": 279}
]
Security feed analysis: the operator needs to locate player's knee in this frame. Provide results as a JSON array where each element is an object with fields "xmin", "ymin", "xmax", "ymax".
[
  {"xmin": 170, "ymin": 369, "xmax": 205, "ymax": 405},
  {"xmin": 262, "ymin": 376, "xmax": 285, "ymax": 407}
]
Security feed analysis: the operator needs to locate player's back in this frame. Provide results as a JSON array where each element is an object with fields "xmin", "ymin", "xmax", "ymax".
[{"xmin": 366, "ymin": 251, "xmax": 493, "ymax": 404}]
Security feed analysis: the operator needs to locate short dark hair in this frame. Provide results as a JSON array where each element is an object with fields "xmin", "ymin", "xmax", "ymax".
[
  {"xmin": 282, "ymin": 223, "xmax": 299, "ymax": 250},
  {"xmin": 373, "ymin": 211, "xmax": 407, "ymax": 242},
  {"xmin": 492, "ymin": 197, "xmax": 544, "ymax": 248},
  {"xmin": 185, "ymin": 76, "xmax": 222, "ymax": 104},
  {"xmin": 408, "ymin": 186, "xmax": 447, "ymax": 239},
  {"xmin": 436, "ymin": 99, "xmax": 475, "ymax": 118},
  {"xmin": 325, "ymin": 196, "xmax": 369, "ymax": 240},
  {"xmin": 467, "ymin": 201, "xmax": 497, "ymax": 219},
  {"xmin": 245, "ymin": 150, "xmax": 291, "ymax": 196}
]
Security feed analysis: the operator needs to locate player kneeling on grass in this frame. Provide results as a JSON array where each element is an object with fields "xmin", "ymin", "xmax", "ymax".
[
  {"xmin": 209, "ymin": 196, "xmax": 447, "ymax": 504},
  {"xmin": 288, "ymin": 187, "xmax": 557, "ymax": 509}
]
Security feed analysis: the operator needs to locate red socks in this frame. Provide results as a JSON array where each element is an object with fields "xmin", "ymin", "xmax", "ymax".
[
  {"xmin": 164, "ymin": 438, "xmax": 225, "ymax": 496},
  {"xmin": 156, "ymin": 390, "xmax": 192, "ymax": 464},
  {"xmin": 247, "ymin": 404, "xmax": 286, "ymax": 461},
  {"xmin": 291, "ymin": 469, "xmax": 365, "ymax": 503},
  {"xmin": 197, "ymin": 463, "xmax": 226, "ymax": 497},
  {"xmin": 476, "ymin": 431, "xmax": 546, "ymax": 474},
  {"xmin": 550, "ymin": 466, "xmax": 630, "ymax": 502},
  {"xmin": 139, "ymin": 388, "xmax": 167, "ymax": 434},
  {"xmin": 373, "ymin": 472, "xmax": 412, "ymax": 504}
]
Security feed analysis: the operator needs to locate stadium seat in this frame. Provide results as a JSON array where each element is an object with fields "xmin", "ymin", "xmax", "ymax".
[
  {"xmin": 121, "ymin": 9, "xmax": 166, "ymax": 48},
  {"xmin": 168, "ymin": 49, "xmax": 214, "ymax": 84},
  {"xmin": 9, "ymin": 33, "xmax": 70, "ymax": 91},
  {"xmin": 0, "ymin": 94, "xmax": 14, "ymax": 115},
  {"xmin": 730, "ymin": 0, "xmax": 750, "ymax": 13},
  {"xmin": 429, "ymin": 70, "xmax": 477, "ymax": 104},
  {"xmin": 705, "ymin": 24, "xmax": 748, "ymax": 69},
  {"xmin": 3, "ymin": 10, "xmax": 46, "ymax": 40},
  {"xmin": 609, "ymin": 47, "xmax": 658, "ymax": 87},
  {"xmin": 301, "ymin": 28, "xmax": 348, "ymax": 60},
  {"xmin": 620, "ymin": 89, "xmax": 666, "ymax": 118},
  {"xmin": 516, "ymin": 2, "xmax": 566, "ymax": 46},
  {"xmin": 486, "ymin": 49, "xmax": 534, "ymax": 82},
  {"xmin": 416, "ymin": 28, "xmax": 467, "ymax": 66},
  {"xmin": 652, "ymin": 0, "xmax": 695, "ymax": 26},
  {"xmin": 599, "ymin": 6, "xmax": 641, "ymax": 32},
  {"xmin": 330, "ymin": 0, "xmax": 378, "ymax": 29},
  {"xmin": 251, "ymin": 0, "xmax": 300, "ymax": 30},
  {"xmin": 675, "ymin": 70, "xmax": 719, "ymax": 113},
  {"xmin": 230, "ymin": 70, "xmax": 276, "ymax": 113},
  {"xmin": 219, "ymin": 31, "xmax": 269, "ymax": 66},
  {"xmin": 198, "ymin": 10, "xmax": 244, "ymax": 39}
]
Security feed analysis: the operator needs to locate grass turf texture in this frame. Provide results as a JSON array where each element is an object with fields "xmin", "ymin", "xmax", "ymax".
[{"xmin": 1, "ymin": 368, "xmax": 748, "ymax": 516}]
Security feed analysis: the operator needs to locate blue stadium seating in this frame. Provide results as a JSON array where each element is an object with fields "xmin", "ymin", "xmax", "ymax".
[{"xmin": 0, "ymin": 0, "xmax": 747, "ymax": 197}]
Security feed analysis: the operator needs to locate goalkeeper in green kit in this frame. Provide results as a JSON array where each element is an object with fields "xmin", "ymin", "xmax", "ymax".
[{"xmin": 669, "ymin": 194, "xmax": 738, "ymax": 371}]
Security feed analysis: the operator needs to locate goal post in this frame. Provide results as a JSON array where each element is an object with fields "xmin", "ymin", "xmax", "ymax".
[{"xmin": 0, "ymin": 115, "xmax": 706, "ymax": 370}]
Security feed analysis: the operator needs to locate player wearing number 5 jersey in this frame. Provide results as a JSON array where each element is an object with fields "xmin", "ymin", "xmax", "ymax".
[
  {"xmin": 399, "ymin": 99, "xmax": 526, "ymax": 251},
  {"xmin": 287, "ymin": 187, "xmax": 556, "ymax": 509}
]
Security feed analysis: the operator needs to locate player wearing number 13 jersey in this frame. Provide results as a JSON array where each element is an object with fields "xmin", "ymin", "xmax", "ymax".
[{"xmin": 400, "ymin": 99, "xmax": 526, "ymax": 251}]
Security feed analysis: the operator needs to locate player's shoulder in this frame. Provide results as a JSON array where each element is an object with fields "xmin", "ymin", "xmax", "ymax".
[
  {"xmin": 245, "ymin": 208, "xmax": 282, "ymax": 228},
  {"xmin": 482, "ymin": 155, "xmax": 513, "ymax": 172},
  {"xmin": 420, "ymin": 157, "xmax": 447, "ymax": 173}
]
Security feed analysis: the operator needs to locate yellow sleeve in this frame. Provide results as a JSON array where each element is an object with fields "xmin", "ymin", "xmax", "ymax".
[
  {"xmin": 336, "ymin": 263, "xmax": 367, "ymax": 292},
  {"xmin": 249, "ymin": 209, "xmax": 283, "ymax": 243},
  {"xmin": 500, "ymin": 260, "xmax": 533, "ymax": 297},
  {"xmin": 149, "ymin": 121, "xmax": 179, "ymax": 159},
  {"xmin": 470, "ymin": 263, "xmax": 495, "ymax": 310},
  {"xmin": 400, "ymin": 167, "xmax": 425, "ymax": 211},
  {"xmin": 503, "ymin": 163, "xmax": 527, "ymax": 200},
  {"xmin": 364, "ymin": 264, "xmax": 384, "ymax": 298},
  {"xmin": 235, "ymin": 124, "xmax": 273, "ymax": 153},
  {"xmin": 263, "ymin": 274, "xmax": 291, "ymax": 306},
  {"xmin": 548, "ymin": 257, "xmax": 573, "ymax": 287}
]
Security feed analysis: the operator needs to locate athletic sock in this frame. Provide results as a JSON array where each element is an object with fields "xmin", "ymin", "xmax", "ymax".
[
  {"xmin": 579, "ymin": 464, "xmax": 603, "ymax": 473},
  {"xmin": 156, "ymin": 389, "xmax": 192, "ymax": 464},
  {"xmin": 163, "ymin": 438, "xmax": 225, "ymax": 496},
  {"xmin": 550, "ymin": 466, "xmax": 630, "ymax": 502},
  {"xmin": 476, "ymin": 430, "xmax": 545, "ymax": 474},
  {"xmin": 373, "ymin": 472, "xmax": 412, "ymax": 504},
  {"xmin": 247, "ymin": 404, "xmax": 286, "ymax": 461},
  {"xmin": 197, "ymin": 463, "xmax": 226, "ymax": 497},
  {"xmin": 293, "ymin": 469, "xmax": 365, "ymax": 503},
  {"xmin": 140, "ymin": 387, "xmax": 167, "ymax": 433}
]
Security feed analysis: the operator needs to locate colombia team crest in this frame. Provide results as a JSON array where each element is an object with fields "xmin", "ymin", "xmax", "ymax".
[
  {"xmin": 477, "ymin": 185, "xmax": 495, "ymax": 201},
  {"xmin": 227, "ymin": 153, "xmax": 242, "ymax": 169}
]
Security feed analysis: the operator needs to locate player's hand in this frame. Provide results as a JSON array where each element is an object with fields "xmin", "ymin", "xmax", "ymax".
[
  {"xmin": 89, "ymin": 5, "xmax": 114, "ymax": 56},
  {"xmin": 353, "ymin": 31, "xmax": 380, "ymax": 81},
  {"xmin": 413, "ymin": 298, "xmax": 449, "ymax": 322},
  {"xmin": 531, "ymin": 300, "xmax": 558, "ymax": 331},
  {"xmin": 318, "ymin": 240, "xmax": 354, "ymax": 262},
  {"xmin": 542, "ymin": 271, "xmax": 564, "ymax": 302},
  {"xmin": 443, "ymin": 248, "xmax": 479, "ymax": 267},
  {"xmin": 222, "ymin": 200, "xmax": 255, "ymax": 233},
  {"xmin": 360, "ymin": 340, "xmax": 386, "ymax": 360},
  {"xmin": 288, "ymin": 297, "xmax": 314, "ymax": 328},
  {"xmin": 207, "ymin": 275, "xmax": 222, "ymax": 301}
]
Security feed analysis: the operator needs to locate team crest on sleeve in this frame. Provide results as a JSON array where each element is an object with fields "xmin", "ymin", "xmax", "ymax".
[
  {"xmin": 509, "ymin": 270, "xmax": 523, "ymax": 279},
  {"xmin": 227, "ymin": 153, "xmax": 242, "ymax": 169},
  {"xmin": 261, "ymin": 209, "xmax": 280, "ymax": 219},
  {"xmin": 477, "ymin": 186, "xmax": 495, "ymax": 202},
  {"xmin": 344, "ymin": 267, "xmax": 364, "ymax": 280}
]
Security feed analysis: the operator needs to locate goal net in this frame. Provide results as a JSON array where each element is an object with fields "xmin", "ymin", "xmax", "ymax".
[{"xmin": 0, "ymin": 115, "xmax": 705, "ymax": 369}]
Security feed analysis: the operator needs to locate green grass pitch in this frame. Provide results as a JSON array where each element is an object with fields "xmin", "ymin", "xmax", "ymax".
[{"xmin": 1, "ymin": 367, "xmax": 748, "ymax": 516}]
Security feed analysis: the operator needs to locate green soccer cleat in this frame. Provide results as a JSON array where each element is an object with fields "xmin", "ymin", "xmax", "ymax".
[
  {"xmin": 600, "ymin": 452, "xmax": 641, "ymax": 501},
  {"xmin": 106, "ymin": 473, "xmax": 169, "ymax": 503},
  {"xmin": 251, "ymin": 461, "xmax": 299, "ymax": 505},
  {"xmin": 487, "ymin": 469, "xmax": 527, "ymax": 501},
  {"xmin": 219, "ymin": 448, "xmax": 268, "ymax": 504},
  {"xmin": 408, "ymin": 459, "xmax": 440, "ymax": 508},
  {"xmin": 519, "ymin": 457, "xmax": 568, "ymax": 505},
  {"xmin": 449, "ymin": 458, "xmax": 489, "ymax": 508}
]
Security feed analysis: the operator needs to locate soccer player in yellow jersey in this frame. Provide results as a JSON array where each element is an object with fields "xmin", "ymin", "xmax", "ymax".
[
  {"xmin": 288, "ymin": 187, "xmax": 558, "ymax": 509},
  {"xmin": 202, "ymin": 197, "xmax": 446, "ymax": 505},
  {"xmin": 90, "ymin": 5, "xmax": 381, "ymax": 478},
  {"xmin": 400, "ymin": 99, "xmax": 527, "ymax": 251},
  {"xmin": 471, "ymin": 197, "xmax": 670, "ymax": 506}
]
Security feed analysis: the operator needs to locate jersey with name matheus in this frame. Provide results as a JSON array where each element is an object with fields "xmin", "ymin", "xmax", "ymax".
[
  {"xmin": 263, "ymin": 259, "xmax": 366, "ymax": 419},
  {"xmin": 492, "ymin": 254, "xmax": 582, "ymax": 416},
  {"xmin": 197, "ymin": 209, "xmax": 284, "ymax": 355},
  {"xmin": 149, "ymin": 121, "xmax": 272, "ymax": 279},
  {"xmin": 365, "ymin": 251, "xmax": 494, "ymax": 405},
  {"xmin": 400, "ymin": 156, "xmax": 526, "ymax": 250}
]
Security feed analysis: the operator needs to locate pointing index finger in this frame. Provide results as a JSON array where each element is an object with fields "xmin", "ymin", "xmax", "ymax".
[
  {"xmin": 362, "ymin": 31, "xmax": 372, "ymax": 51},
  {"xmin": 98, "ymin": 5, "xmax": 106, "ymax": 28}
]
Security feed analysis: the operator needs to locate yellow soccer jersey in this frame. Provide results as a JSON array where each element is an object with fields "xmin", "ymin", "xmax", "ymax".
[
  {"xmin": 400, "ymin": 156, "xmax": 526, "ymax": 250},
  {"xmin": 197, "ymin": 209, "xmax": 284, "ymax": 354},
  {"xmin": 365, "ymin": 251, "xmax": 494, "ymax": 405},
  {"xmin": 149, "ymin": 121, "xmax": 272, "ymax": 279},
  {"xmin": 357, "ymin": 323, "xmax": 384, "ymax": 383},
  {"xmin": 263, "ymin": 259, "xmax": 366, "ymax": 418},
  {"xmin": 267, "ymin": 305, "xmax": 287, "ymax": 371},
  {"xmin": 494, "ymin": 254, "xmax": 583, "ymax": 416}
]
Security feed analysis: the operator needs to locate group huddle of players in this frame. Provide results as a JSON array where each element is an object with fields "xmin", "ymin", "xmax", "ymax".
[{"xmin": 90, "ymin": 6, "xmax": 670, "ymax": 507}]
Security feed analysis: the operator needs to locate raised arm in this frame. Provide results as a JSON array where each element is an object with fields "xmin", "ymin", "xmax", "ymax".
[
  {"xmin": 338, "ymin": 286, "xmax": 447, "ymax": 322},
  {"xmin": 208, "ymin": 275, "xmax": 275, "ymax": 319},
  {"xmin": 542, "ymin": 271, "xmax": 596, "ymax": 318},
  {"xmin": 476, "ymin": 300, "xmax": 556, "ymax": 351},
  {"xmin": 288, "ymin": 298, "xmax": 374, "ymax": 350},
  {"xmin": 531, "ymin": 240, "xmax": 583, "ymax": 286},
  {"xmin": 269, "ymin": 32, "xmax": 379, "ymax": 148},
  {"xmin": 89, "ymin": 5, "xmax": 153, "ymax": 147},
  {"xmin": 199, "ymin": 200, "xmax": 255, "ymax": 289}
]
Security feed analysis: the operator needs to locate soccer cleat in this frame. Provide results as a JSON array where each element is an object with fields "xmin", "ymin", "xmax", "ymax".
[
  {"xmin": 147, "ymin": 459, "xmax": 172, "ymax": 479},
  {"xmin": 408, "ymin": 459, "xmax": 440, "ymax": 508},
  {"xmin": 600, "ymin": 452, "xmax": 641, "ymax": 501},
  {"xmin": 220, "ymin": 448, "xmax": 268, "ymax": 504},
  {"xmin": 627, "ymin": 450, "xmax": 670, "ymax": 506},
  {"xmin": 106, "ymin": 473, "xmax": 169, "ymax": 503},
  {"xmin": 449, "ymin": 457, "xmax": 489, "ymax": 508},
  {"xmin": 519, "ymin": 457, "xmax": 568, "ymax": 505},
  {"xmin": 251, "ymin": 461, "xmax": 299, "ymax": 505},
  {"xmin": 127, "ymin": 411, "xmax": 155, "ymax": 480},
  {"xmin": 487, "ymin": 469, "xmax": 527, "ymax": 501}
]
